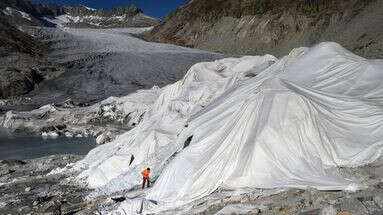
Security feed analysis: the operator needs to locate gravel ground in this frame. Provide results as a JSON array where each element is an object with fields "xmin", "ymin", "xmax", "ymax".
[{"xmin": 0, "ymin": 155, "xmax": 91, "ymax": 215}]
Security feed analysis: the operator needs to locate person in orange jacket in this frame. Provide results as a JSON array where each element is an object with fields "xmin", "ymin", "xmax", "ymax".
[{"xmin": 141, "ymin": 167, "xmax": 151, "ymax": 189}]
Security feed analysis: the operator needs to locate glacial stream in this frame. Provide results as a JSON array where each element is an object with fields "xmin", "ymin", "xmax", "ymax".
[{"xmin": 0, "ymin": 127, "xmax": 96, "ymax": 160}]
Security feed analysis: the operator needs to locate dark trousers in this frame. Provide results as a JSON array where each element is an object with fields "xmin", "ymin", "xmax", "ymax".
[{"xmin": 142, "ymin": 177, "xmax": 150, "ymax": 189}]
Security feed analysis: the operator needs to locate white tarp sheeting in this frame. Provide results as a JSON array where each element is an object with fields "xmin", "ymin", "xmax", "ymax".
[
  {"xmin": 146, "ymin": 42, "xmax": 383, "ymax": 208},
  {"xmin": 77, "ymin": 42, "xmax": 383, "ymax": 212},
  {"xmin": 75, "ymin": 54, "xmax": 277, "ymax": 196}
]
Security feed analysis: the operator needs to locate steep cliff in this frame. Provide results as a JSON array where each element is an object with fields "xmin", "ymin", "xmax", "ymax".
[{"xmin": 146, "ymin": 0, "xmax": 383, "ymax": 58}]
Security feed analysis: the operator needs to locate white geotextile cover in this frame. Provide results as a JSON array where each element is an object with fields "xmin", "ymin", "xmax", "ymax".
[
  {"xmin": 146, "ymin": 42, "xmax": 383, "ymax": 208},
  {"xmin": 75, "ymin": 54, "xmax": 277, "ymax": 195},
  {"xmin": 77, "ymin": 42, "xmax": 383, "ymax": 212}
]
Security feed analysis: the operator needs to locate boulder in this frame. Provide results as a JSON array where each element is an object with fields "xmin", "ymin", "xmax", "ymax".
[
  {"xmin": 64, "ymin": 132, "xmax": 73, "ymax": 138},
  {"xmin": 320, "ymin": 205, "xmax": 336, "ymax": 215},
  {"xmin": 96, "ymin": 132, "xmax": 112, "ymax": 145}
]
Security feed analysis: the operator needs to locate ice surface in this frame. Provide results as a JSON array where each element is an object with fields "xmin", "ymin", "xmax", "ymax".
[
  {"xmin": 24, "ymin": 27, "xmax": 222, "ymax": 105},
  {"xmin": 75, "ymin": 42, "xmax": 383, "ymax": 213}
]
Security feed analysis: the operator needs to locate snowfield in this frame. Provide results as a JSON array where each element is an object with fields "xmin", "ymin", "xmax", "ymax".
[{"xmin": 72, "ymin": 42, "xmax": 383, "ymax": 213}]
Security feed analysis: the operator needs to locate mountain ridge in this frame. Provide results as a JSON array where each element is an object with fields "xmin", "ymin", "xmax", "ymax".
[{"xmin": 55, "ymin": 4, "xmax": 159, "ymax": 28}]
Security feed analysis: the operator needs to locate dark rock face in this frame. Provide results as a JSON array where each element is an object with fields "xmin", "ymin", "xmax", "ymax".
[
  {"xmin": 146, "ymin": 0, "xmax": 383, "ymax": 58},
  {"xmin": 0, "ymin": 19, "xmax": 41, "ymax": 55},
  {"xmin": 33, "ymin": 3, "xmax": 66, "ymax": 17},
  {"xmin": 0, "ymin": 67, "xmax": 43, "ymax": 99},
  {"xmin": 0, "ymin": 23, "xmax": 46, "ymax": 100}
]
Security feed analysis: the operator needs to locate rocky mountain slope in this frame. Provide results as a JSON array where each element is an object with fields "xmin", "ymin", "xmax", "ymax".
[
  {"xmin": 0, "ymin": 0, "xmax": 59, "ymax": 26},
  {"xmin": 146, "ymin": 0, "xmax": 383, "ymax": 58},
  {"xmin": 0, "ymin": 0, "xmax": 65, "ymax": 101}
]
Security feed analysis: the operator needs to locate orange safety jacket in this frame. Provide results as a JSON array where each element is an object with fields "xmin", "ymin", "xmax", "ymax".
[{"xmin": 142, "ymin": 169, "xmax": 151, "ymax": 178}]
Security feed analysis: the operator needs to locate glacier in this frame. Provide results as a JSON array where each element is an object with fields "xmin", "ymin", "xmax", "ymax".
[{"xmin": 74, "ymin": 42, "xmax": 383, "ymax": 213}]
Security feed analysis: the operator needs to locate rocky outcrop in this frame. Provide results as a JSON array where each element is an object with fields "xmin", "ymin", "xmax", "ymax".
[
  {"xmin": 0, "ymin": 19, "xmax": 40, "ymax": 55},
  {"xmin": 0, "ymin": 24, "xmax": 50, "ymax": 100},
  {"xmin": 146, "ymin": 0, "xmax": 383, "ymax": 58},
  {"xmin": 0, "ymin": 67, "xmax": 43, "ymax": 99}
]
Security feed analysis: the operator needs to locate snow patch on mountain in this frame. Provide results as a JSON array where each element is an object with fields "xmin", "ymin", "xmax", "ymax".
[
  {"xmin": 43, "ymin": 14, "xmax": 71, "ymax": 27},
  {"xmin": 2, "ymin": 7, "xmax": 32, "ymax": 21},
  {"xmin": 81, "ymin": 5, "xmax": 96, "ymax": 11},
  {"xmin": 135, "ymin": 13, "xmax": 159, "ymax": 21}
]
